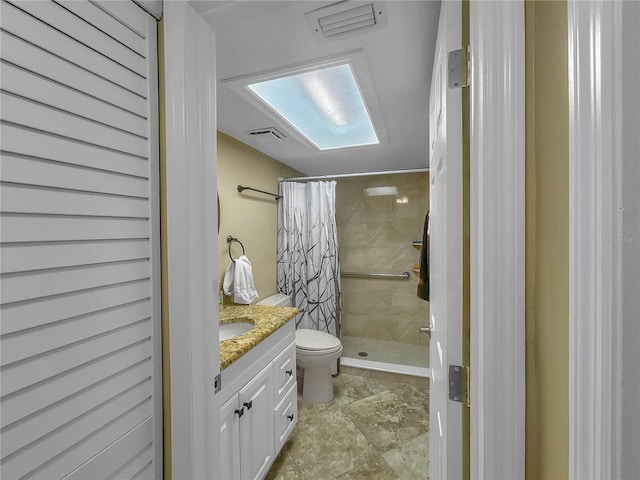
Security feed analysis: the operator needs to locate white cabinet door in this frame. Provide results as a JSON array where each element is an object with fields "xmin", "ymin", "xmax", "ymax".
[
  {"xmin": 239, "ymin": 364, "xmax": 275, "ymax": 480},
  {"xmin": 220, "ymin": 396, "xmax": 241, "ymax": 480}
]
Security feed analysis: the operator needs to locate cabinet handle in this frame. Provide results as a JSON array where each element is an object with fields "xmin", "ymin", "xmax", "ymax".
[
  {"xmin": 243, "ymin": 401, "xmax": 253, "ymax": 410},
  {"xmin": 285, "ymin": 369, "xmax": 293, "ymax": 377},
  {"xmin": 234, "ymin": 407, "xmax": 244, "ymax": 418},
  {"xmin": 287, "ymin": 414, "xmax": 294, "ymax": 422}
]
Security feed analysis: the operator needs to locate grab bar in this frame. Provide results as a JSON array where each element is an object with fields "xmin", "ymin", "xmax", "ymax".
[{"xmin": 341, "ymin": 271, "xmax": 411, "ymax": 280}]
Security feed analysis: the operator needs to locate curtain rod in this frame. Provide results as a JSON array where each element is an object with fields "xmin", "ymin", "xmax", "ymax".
[
  {"xmin": 237, "ymin": 185, "xmax": 282, "ymax": 200},
  {"xmin": 280, "ymin": 168, "xmax": 429, "ymax": 182}
]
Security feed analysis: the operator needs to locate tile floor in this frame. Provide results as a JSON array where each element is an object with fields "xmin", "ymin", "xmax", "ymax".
[{"xmin": 266, "ymin": 367, "xmax": 429, "ymax": 480}]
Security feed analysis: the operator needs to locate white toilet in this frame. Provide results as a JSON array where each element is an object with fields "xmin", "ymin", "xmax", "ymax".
[
  {"xmin": 295, "ymin": 328, "xmax": 342, "ymax": 403},
  {"xmin": 257, "ymin": 294, "xmax": 343, "ymax": 404}
]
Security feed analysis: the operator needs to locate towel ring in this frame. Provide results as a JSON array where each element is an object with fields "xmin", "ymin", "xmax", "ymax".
[{"xmin": 227, "ymin": 235, "xmax": 245, "ymax": 262}]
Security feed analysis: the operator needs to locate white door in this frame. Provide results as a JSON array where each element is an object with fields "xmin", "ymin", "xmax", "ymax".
[
  {"xmin": 0, "ymin": 1, "xmax": 161, "ymax": 478},
  {"xmin": 428, "ymin": 1, "xmax": 464, "ymax": 479}
]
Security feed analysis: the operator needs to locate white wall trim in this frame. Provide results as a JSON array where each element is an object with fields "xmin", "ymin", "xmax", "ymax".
[
  {"xmin": 163, "ymin": 3, "xmax": 219, "ymax": 479},
  {"xmin": 469, "ymin": 1, "xmax": 526, "ymax": 478},
  {"xmin": 567, "ymin": 2, "xmax": 626, "ymax": 478}
]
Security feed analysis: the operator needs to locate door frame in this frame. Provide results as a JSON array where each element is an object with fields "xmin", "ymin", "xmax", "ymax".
[
  {"xmin": 568, "ymin": 1, "xmax": 640, "ymax": 477},
  {"xmin": 161, "ymin": 1, "xmax": 530, "ymax": 478},
  {"xmin": 469, "ymin": 1, "xmax": 526, "ymax": 478},
  {"xmin": 163, "ymin": 3, "xmax": 219, "ymax": 479}
]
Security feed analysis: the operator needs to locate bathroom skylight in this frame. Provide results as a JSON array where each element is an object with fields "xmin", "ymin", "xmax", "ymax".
[
  {"xmin": 247, "ymin": 64, "xmax": 379, "ymax": 150},
  {"xmin": 223, "ymin": 51, "xmax": 388, "ymax": 152}
]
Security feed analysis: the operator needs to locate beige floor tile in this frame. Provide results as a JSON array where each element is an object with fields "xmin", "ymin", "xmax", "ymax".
[
  {"xmin": 295, "ymin": 398, "xmax": 337, "ymax": 423},
  {"xmin": 343, "ymin": 390, "xmax": 429, "ymax": 452},
  {"xmin": 381, "ymin": 380, "xmax": 430, "ymax": 416},
  {"xmin": 288, "ymin": 404, "xmax": 379, "ymax": 480},
  {"xmin": 268, "ymin": 438, "xmax": 297, "ymax": 480},
  {"xmin": 382, "ymin": 432, "xmax": 429, "ymax": 479},
  {"xmin": 334, "ymin": 450, "xmax": 399, "ymax": 480},
  {"xmin": 339, "ymin": 366, "xmax": 368, "ymax": 377},
  {"xmin": 333, "ymin": 374, "xmax": 389, "ymax": 407},
  {"xmin": 266, "ymin": 450, "xmax": 299, "ymax": 480},
  {"xmin": 266, "ymin": 373, "xmax": 430, "ymax": 480}
]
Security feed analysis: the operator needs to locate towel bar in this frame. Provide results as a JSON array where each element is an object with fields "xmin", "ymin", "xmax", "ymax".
[{"xmin": 340, "ymin": 271, "xmax": 410, "ymax": 280}]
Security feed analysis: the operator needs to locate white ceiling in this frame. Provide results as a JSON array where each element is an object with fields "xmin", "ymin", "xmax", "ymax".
[{"xmin": 189, "ymin": 0, "xmax": 441, "ymax": 176}]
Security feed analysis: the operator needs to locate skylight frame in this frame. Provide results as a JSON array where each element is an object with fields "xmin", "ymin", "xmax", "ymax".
[{"xmin": 222, "ymin": 50, "xmax": 389, "ymax": 152}]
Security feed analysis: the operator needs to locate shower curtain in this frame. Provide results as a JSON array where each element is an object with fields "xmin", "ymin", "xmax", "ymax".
[{"xmin": 277, "ymin": 181, "xmax": 341, "ymax": 337}]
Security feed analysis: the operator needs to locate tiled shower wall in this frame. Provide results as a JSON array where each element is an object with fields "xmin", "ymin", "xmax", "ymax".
[{"xmin": 336, "ymin": 172, "xmax": 430, "ymax": 349}]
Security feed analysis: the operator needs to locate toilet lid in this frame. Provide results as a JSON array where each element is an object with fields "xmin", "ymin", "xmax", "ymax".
[{"xmin": 296, "ymin": 329, "xmax": 341, "ymax": 351}]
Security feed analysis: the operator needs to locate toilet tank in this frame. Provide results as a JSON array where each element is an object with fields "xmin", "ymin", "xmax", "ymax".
[{"xmin": 256, "ymin": 293, "xmax": 292, "ymax": 308}]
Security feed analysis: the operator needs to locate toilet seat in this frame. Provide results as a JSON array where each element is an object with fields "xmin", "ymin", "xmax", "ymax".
[
  {"xmin": 295, "ymin": 328, "xmax": 341, "ymax": 351},
  {"xmin": 296, "ymin": 344, "xmax": 342, "ymax": 356}
]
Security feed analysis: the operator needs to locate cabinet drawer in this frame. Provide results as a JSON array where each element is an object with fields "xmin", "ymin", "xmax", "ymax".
[
  {"xmin": 274, "ymin": 383, "xmax": 298, "ymax": 452},
  {"xmin": 272, "ymin": 341, "xmax": 296, "ymax": 406}
]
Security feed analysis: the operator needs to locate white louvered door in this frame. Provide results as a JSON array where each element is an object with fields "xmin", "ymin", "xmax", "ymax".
[{"xmin": 0, "ymin": 1, "xmax": 162, "ymax": 478}]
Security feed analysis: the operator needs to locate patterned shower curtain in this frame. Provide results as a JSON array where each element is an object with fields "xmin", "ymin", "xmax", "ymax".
[{"xmin": 277, "ymin": 181, "xmax": 341, "ymax": 337}]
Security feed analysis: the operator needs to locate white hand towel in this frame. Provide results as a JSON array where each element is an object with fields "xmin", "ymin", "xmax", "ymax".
[
  {"xmin": 223, "ymin": 255, "xmax": 259, "ymax": 304},
  {"xmin": 223, "ymin": 261, "xmax": 235, "ymax": 296}
]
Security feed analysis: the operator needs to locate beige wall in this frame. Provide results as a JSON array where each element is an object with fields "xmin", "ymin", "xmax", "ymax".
[
  {"xmin": 525, "ymin": 1, "xmax": 570, "ymax": 478},
  {"xmin": 336, "ymin": 173, "xmax": 430, "ymax": 349},
  {"xmin": 217, "ymin": 132, "xmax": 300, "ymax": 302}
]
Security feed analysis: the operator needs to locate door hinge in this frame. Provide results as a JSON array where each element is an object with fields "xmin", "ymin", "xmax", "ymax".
[
  {"xmin": 466, "ymin": 365, "xmax": 471, "ymax": 408},
  {"xmin": 449, "ymin": 364, "xmax": 470, "ymax": 407},
  {"xmin": 448, "ymin": 46, "xmax": 470, "ymax": 89}
]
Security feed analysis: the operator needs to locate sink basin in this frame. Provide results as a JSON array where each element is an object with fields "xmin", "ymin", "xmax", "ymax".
[{"xmin": 219, "ymin": 321, "xmax": 254, "ymax": 341}]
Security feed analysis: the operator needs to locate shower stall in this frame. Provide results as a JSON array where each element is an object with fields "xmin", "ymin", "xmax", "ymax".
[{"xmin": 282, "ymin": 170, "xmax": 430, "ymax": 377}]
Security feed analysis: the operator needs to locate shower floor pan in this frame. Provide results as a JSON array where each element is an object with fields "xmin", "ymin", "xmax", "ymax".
[{"xmin": 340, "ymin": 335, "xmax": 430, "ymax": 378}]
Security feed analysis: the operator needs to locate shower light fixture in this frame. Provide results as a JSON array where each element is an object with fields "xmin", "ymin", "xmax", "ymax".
[{"xmin": 365, "ymin": 186, "xmax": 398, "ymax": 196}]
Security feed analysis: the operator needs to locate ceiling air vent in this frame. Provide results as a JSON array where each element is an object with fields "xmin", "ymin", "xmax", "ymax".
[
  {"xmin": 246, "ymin": 128, "xmax": 285, "ymax": 144},
  {"xmin": 305, "ymin": 1, "xmax": 388, "ymax": 42}
]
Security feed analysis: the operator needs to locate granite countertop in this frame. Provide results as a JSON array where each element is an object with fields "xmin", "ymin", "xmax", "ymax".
[{"xmin": 219, "ymin": 304, "xmax": 299, "ymax": 371}]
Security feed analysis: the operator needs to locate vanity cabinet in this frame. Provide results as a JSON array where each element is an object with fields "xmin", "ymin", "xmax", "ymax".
[
  {"xmin": 218, "ymin": 320, "xmax": 297, "ymax": 480},
  {"xmin": 220, "ymin": 364, "xmax": 275, "ymax": 480}
]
